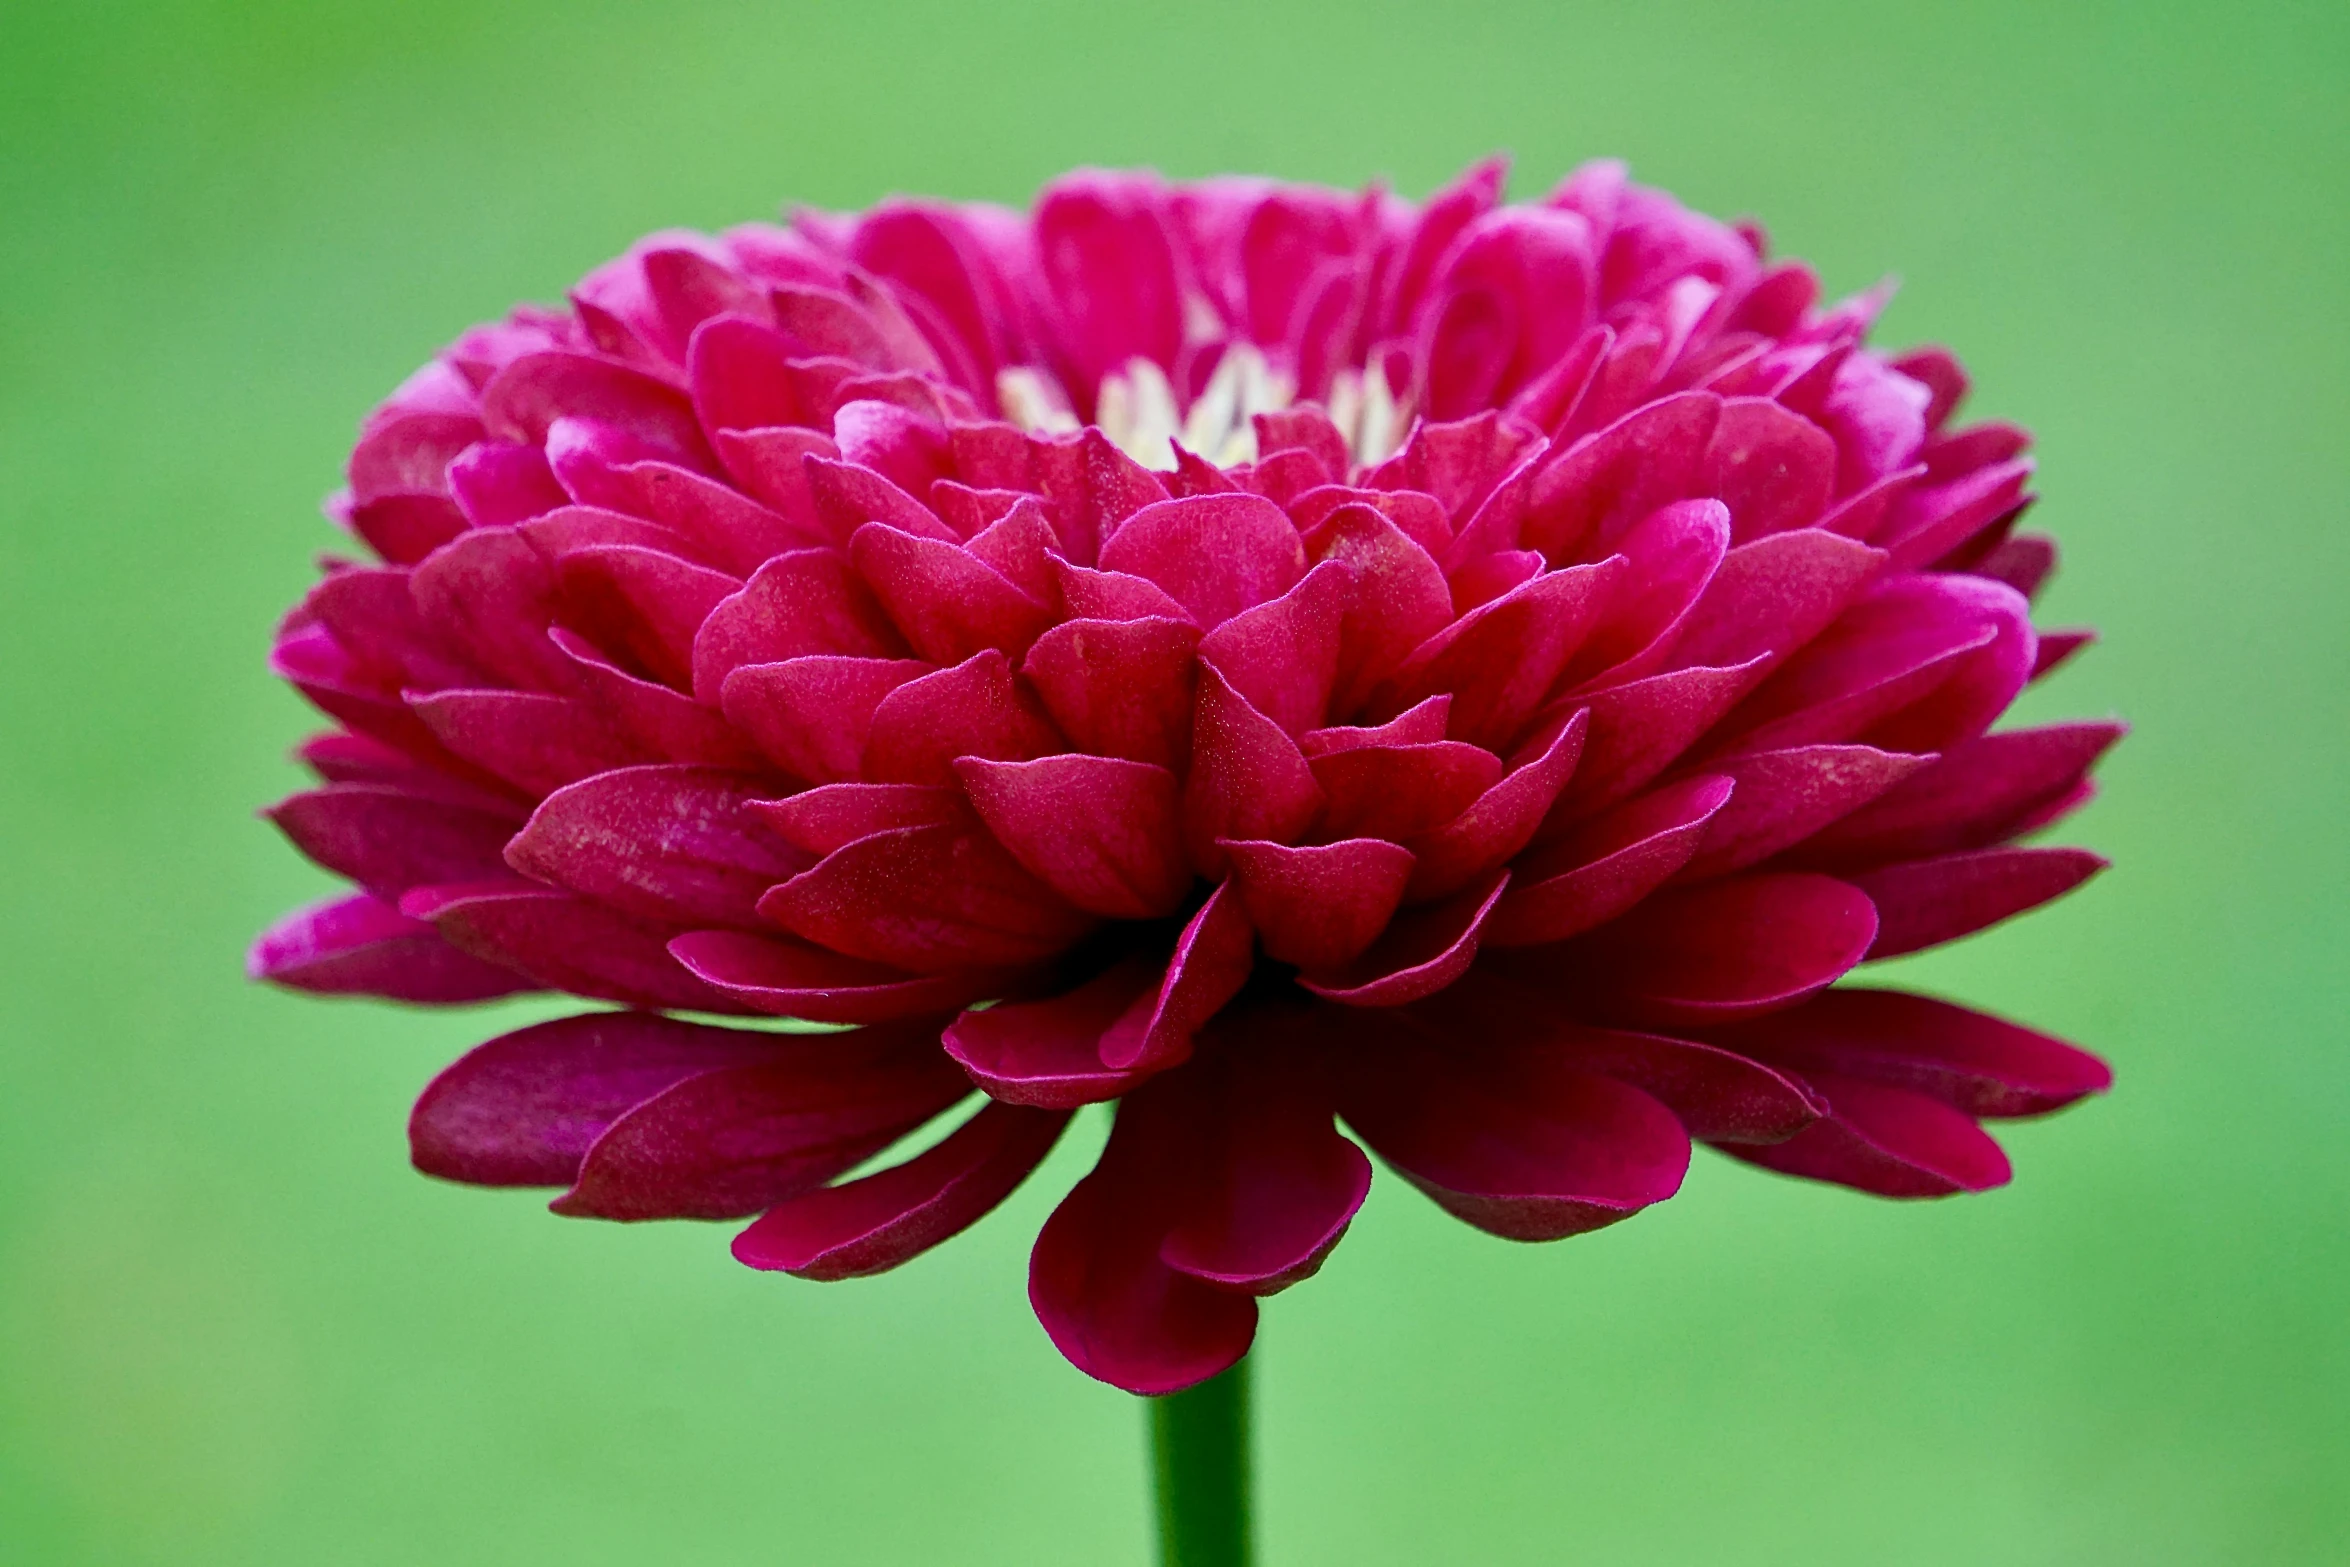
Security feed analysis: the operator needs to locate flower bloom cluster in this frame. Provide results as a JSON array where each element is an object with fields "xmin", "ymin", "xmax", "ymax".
[{"xmin": 253, "ymin": 160, "xmax": 2116, "ymax": 1393}]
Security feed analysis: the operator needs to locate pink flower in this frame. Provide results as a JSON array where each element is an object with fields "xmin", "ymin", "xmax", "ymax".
[{"xmin": 253, "ymin": 159, "xmax": 2116, "ymax": 1394}]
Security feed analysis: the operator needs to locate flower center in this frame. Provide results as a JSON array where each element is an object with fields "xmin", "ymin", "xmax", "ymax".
[{"xmin": 996, "ymin": 342, "xmax": 1408, "ymax": 475}]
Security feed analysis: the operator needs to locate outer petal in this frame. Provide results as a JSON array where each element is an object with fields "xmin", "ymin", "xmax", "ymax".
[
  {"xmin": 1701, "ymin": 987, "xmax": 2111, "ymax": 1118},
  {"xmin": 1550, "ymin": 872, "xmax": 1879, "ymax": 1027},
  {"xmin": 1338, "ymin": 1015, "xmax": 1690, "ymax": 1240},
  {"xmin": 247, "ymin": 891, "xmax": 535, "ymax": 1004},
  {"xmin": 1029, "ymin": 1084, "xmax": 1259, "ymax": 1395},
  {"xmin": 505, "ymin": 765, "xmax": 806, "ymax": 929},
  {"xmin": 1718, "ymin": 1072, "xmax": 2011, "ymax": 1197},
  {"xmin": 552, "ymin": 1032, "xmax": 973, "ymax": 1221},
  {"xmin": 1849, "ymin": 846, "xmax": 2107, "ymax": 958},
  {"xmin": 410, "ymin": 1011, "xmax": 790, "ymax": 1187},
  {"xmin": 732, "ymin": 1101, "xmax": 1072, "ymax": 1279},
  {"xmin": 1160, "ymin": 1020, "xmax": 1372, "ymax": 1293},
  {"xmin": 669, "ymin": 928, "xmax": 1017, "ymax": 1024}
]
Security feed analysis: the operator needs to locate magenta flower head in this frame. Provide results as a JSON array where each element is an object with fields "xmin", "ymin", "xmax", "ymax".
[{"xmin": 254, "ymin": 159, "xmax": 2116, "ymax": 1396}]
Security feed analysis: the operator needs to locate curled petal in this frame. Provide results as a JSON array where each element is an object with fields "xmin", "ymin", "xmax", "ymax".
[
  {"xmin": 958, "ymin": 754, "xmax": 1191, "ymax": 918},
  {"xmin": 669, "ymin": 928, "xmax": 1017, "ymax": 1024},
  {"xmin": 1023, "ymin": 616, "xmax": 1200, "ymax": 771},
  {"xmin": 266, "ymin": 784, "xmax": 521, "ymax": 899},
  {"xmin": 1338, "ymin": 1016, "xmax": 1690, "ymax": 1240},
  {"xmin": 1223, "ymin": 837, "xmax": 1416, "ymax": 970},
  {"xmin": 1301, "ymin": 869, "xmax": 1509, "ymax": 1006},
  {"xmin": 1491, "ymin": 774, "xmax": 1735, "ymax": 947},
  {"xmin": 1718, "ymin": 1072, "xmax": 2010, "ymax": 1197},
  {"xmin": 734, "ymin": 1102, "xmax": 1072, "ymax": 1279},
  {"xmin": 1029, "ymin": 1082, "xmax": 1259, "ymax": 1395}
]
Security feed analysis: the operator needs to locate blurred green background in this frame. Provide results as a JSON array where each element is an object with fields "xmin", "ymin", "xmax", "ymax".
[{"xmin": 2, "ymin": 0, "xmax": 2343, "ymax": 1561}]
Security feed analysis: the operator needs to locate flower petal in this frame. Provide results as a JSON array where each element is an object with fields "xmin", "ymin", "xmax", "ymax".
[
  {"xmin": 506, "ymin": 765, "xmax": 805, "ymax": 928},
  {"xmin": 734, "ymin": 1101, "xmax": 1072, "ymax": 1279},
  {"xmin": 1848, "ymin": 846, "xmax": 2107, "ymax": 958},
  {"xmin": 247, "ymin": 891, "xmax": 535, "ymax": 1004},
  {"xmin": 411, "ymin": 1011, "xmax": 790, "ymax": 1187},
  {"xmin": 958, "ymin": 754, "xmax": 1191, "ymax": 918}
]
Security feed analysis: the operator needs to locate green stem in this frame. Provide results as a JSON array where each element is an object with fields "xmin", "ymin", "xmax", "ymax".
[{"xmin": 1148, "ymin": 1357, "xmax": 1254, "ymax": 1567}]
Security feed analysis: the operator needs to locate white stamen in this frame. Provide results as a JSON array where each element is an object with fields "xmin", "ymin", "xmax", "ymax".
[
  {"xmin": 995, "ymin": 366, "xmax": 1079, "ymax": 435},
  {"xmin": 1097, "ymin": 358, "xmax": 1183, "ymax": 470},
  {"xmin": 1354, "ymin": 356, "xmax": 1404, "ymax": 468}
]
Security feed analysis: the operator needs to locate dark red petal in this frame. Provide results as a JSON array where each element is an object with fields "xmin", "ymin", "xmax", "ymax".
[
  {"xmin": 404, "ymin": 880, "xmax": 736, "ymax": 1011},
  {"xmin": 1674, "ymin": 745, "xmax": 1933, "ymax": 882},
  {"xmin": 1562, "ymin": 497, "xmax": 1729, "ymax": 684},
  {"xmin": 760, "ymin": 820, "xmax": 1096, "ymax": 972},
  {"xmin": 1029, "ymin": 1096, "xmax": 1259, "ymax": 1395},
  {"xmin": 689, "ymin": 549, "xmax": 909, "ymax": 705},
  {"xmin": 861, "ymin": 648, "xmax": 1063, "ymax": 786},
  {"xmin": 1035, "ymin": 171, "xmax": 1185, "ymax": 393},
  {"xmin": 1550, "ymin": 659, "xmax": 1767, "ymax": 819},
  {"xmin": 410, "ymin": 527, "xmax": 574, "ymax": 691},
  {"xmin": 628, "ymin": 461, "xmax": 817, "ymax": 576},
  {"xmin": 748, "ymin": 780, "xmax": 968, "ymax": 856},
  {"xmin": 1301, "ymin": 869, "xmax": 1509, "ymax": 1006},
  {"xmin": 1492, "ymin": 774, "xmax": 1735, "ymax": 946},
  {"xmin": 734, "ymin": 1101, "xmax": 1072, "ymax": 1279},
  {"xmin": 411, "ymin": 1011, "xmax": 788, "ymax": 1187},
  {"xmin": 1338, "ymin": 1018, "xmax": 1689, "ymax": 1240},
  {"xmin": 1795, "ymin": 720, "xmax": 2126, "ymax": 867},
  {"xmin": 1183, "ymin": 664, "xmax": 1326, "ymax": 877},
  {"xmin": 1702, "ymin": 397, "xmax": 1838, "ymax": 540},
  {"xmin": 553, "ymin": 1034, "xmax": 972, "ymax": 1220},
  {"xmin": 849, "ymin": 522, "xmax": 1055, "ymax": 665},
  {"xmin": 247, "ymin": 892, "xmax": 535, "ymax": 1004},
  {"xmin": 720, "ymin": 655, "xmax": 933, "ymax": 783},
  {"xmin": 1664, "ymin": 529, "xmax": 1885, "ymax": 672},
  {"xmin": 1098, "ymin": 493, "xmax": 1306, "ymax": 629},
  {"xmin": 408, "ymin": 688, "xmax": 651, "ymax": 796},
  {"xmin": 1404, "ymin": 974, "xmax": 1822, "ymax": 1143},
  {"xmin": 1375, "ymin": 560, "xmax": 1620, "ymax": 754},
  {"xmin": 1561, "ymin": 872, "xmax": 1878, "ymax": 1027},
  {"xmin": 1023, "ymin": 616, "xmax": 1200, "ymax": 771},
  {"xmin": 1223, "ymin": 837, "xmax": 1416, "ymax": 969},
  {"xmin": 1522, "ymin": 392, "xmax": 1720, "ymax": 560},
  {"xmin": 552, "ymin": 545, "xmax": 740, "ymax": 692},
  {"xmin": 266, "ymin": 784, "xmax": 520, "ymax": 898},
  {"xmin": 481, "ymin": 350, "xmax": 713, "ymax": 466},
  {"xmin": 1711, "ymin": 573, "xmax": 2030, "ymax": 756},
  {"xmin": 958, "ymin": 754, "xmax": 1190, "ymax": 918},
  {"xmin": 1309, "ymin": 741, "xmax": 1503, "ymax": 843},
  {"xmin": 1720, "ymin": 1071, "xmax": 2010, "ymax": 1197},
  {"xmin": 944, "ymin": 961, "xmax": 1166, "ymax": 1107},
  {"xmin": 1161, "ymin": 1027, "xmax": 1372, "ymax": 1293},
  {"xmin": 668, "ymin": 928, "xmax": 1014, "ymax": 1024},
  {"xmin": 1848, "ymin": 846, "xmax": 2107, "ymax": 958},
  {"xmin": 1403, "ymin": 707, "xmax": 1588, "ymax": 900},
  {"xmin": 688, "ymin": 316, "xmax": 809, "ymax": 434},
  {"xmin": 551, "ymin": 628, "xmax": 767, "ymax": 769},
  {"xmin": 505, "ymin": 765, "xmax": 804, "ymax": 928},
  {"xmin": 1701, "ymin": 986, "xmax": 2111, "ymax": 1118},
  {"xmin": 1194, "ymin": 562, "xmax": 1347, "ymax": 738}
]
